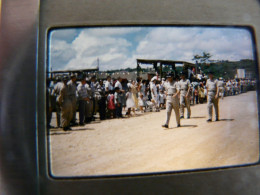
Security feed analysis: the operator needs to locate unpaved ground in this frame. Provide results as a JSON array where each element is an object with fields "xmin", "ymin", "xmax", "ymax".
[{"xmin": 49, "ymin": 91, "xmax": 259, "ymax": 177}]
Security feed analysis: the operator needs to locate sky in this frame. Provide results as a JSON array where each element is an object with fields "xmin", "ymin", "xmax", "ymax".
[{"xmin": 49, "ymin": 26, "xmax": 254, "ymax": 71}]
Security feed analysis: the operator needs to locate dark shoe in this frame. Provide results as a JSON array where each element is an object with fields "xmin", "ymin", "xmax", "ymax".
[
  {"xmin": 63, "ymin": 127, "xmax": 69, "ymax": 131},
  {"xmin": 215, "ymin": 118, "xmax": 219, "ymax": 121},
  {"xmin": 162, "ymin": 124, "xmax": 169, "ymax": 128},
  {"xmin": 206, "ymin": 119, "xmax": 212, "ymax": 122},
  {"xmin": 187, "ymin": 116, "xmax": 190, "ymax": 119},
  {"xmin": 180, "ymin": 116, "xmax": 184, "ymax": 119},
  {"xmin": 79, "ymin": 123, "xmax": 85, "ymax": 126},
  {"xmin": 70, "ymin": 122, "xmax": 78, "ymax": 126},
  {"xmin": 177, "ymin": 124, "xmax": 181, "ymax": 127}
]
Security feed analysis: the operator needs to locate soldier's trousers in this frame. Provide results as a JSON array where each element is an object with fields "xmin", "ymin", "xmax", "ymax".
[
  {"xmin": 85, "ymin": 100, "xmax": 93, "ymax": 120},
  {"xmin": 165, "ymin": 97, "xmax": 180, "ymax": 126},
  {"xmin": 70, "ymin": 96, "xmax": 77, "ymax": 123},
  {"xmin": 55, "ymin": 101, "xmax": 61, "ymax": 127},
  {"xmin": 207, "ymin": 93, "xmax": 219, "ymax": 120},
  {"xmin": 218, "ymin": 87, "xmax": 224, "ymax": 99},
  {"xmin": 78, "ymin": 100, "xmax": 86, "ymax": 124},
  {"xmin": 180, "ymin": 94, "xmax": 191, "ymax": 117},
  {"xmin": 60, "ymin": 99, "xmax": 73, "ymax": 128}
]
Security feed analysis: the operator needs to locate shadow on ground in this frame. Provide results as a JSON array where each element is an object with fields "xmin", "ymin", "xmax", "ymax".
[
  {"xmin": 190, "ymin": 116, "xmax": 206, "ymax": 119},
  {"xmin": 219, "ymin": 119, "xmax": 234, "ymax": 122},
  {"xmin": 71, "ymin": 128, "xmax": 95, "ymax": 131},
  {"xmin": 165, "ymin": 124, "xmax": 198, "ymax": 130},
  {"xmin": 49, "ymin": 132, "xmax": 71, "ymax": 136}
]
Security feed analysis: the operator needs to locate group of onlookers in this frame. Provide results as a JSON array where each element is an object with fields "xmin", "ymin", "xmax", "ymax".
[{"xmin": 46, "ymin": 73, "xmax": 256, "ymax": 131}]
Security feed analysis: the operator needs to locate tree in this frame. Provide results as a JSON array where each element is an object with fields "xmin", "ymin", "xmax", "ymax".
[{"xmin": 192, "ymin": 52, "xmax": 212, "ymax": 64}]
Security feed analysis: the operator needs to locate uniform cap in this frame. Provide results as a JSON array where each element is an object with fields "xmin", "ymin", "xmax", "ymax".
[{"xmin": 166, "ymin": 72, "xmax": 174, "ymax": 78}]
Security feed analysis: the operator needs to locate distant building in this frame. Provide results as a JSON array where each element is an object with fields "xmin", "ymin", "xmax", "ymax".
[{"xmin": 237, "ymin": 69, "xmax": 246, "ymax": 79}]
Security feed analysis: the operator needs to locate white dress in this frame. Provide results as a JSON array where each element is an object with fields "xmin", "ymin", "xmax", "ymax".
[{"xmin": 126, "ymin": 92, "xmax": 135, "ymax": 108}]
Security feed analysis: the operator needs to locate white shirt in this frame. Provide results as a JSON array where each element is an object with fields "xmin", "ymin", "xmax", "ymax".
[
  {"xmin": 105, "ymin": 81, "xmax": 113, "ymax": 91},
  {"xmin": 150, "ymin": 82, "xmax": 158, "ymax": 96},
  {"xmin": 115, "ymin": 80, "xmax": 122, "ymax": 90}
]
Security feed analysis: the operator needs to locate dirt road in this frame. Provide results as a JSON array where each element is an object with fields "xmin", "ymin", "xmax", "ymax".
[{"xmin": 49, "ymin": 91, "xmax": 259, "ymax": 177}]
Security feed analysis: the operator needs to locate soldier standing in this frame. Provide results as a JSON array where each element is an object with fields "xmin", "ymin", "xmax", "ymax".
[
  {"xmin": 162, "ymin": 73, "xmax": 181, "ymax": 128},
  {"xmin": 52, "ymin": 76, "xmax": 63, "ymax": 128},
  {"xmin": 58, "ymin": 76, "xmax": 73, "ymax": 130},
  {"xmin": 67, "ymin": 74, "xmax": 78, "ymax": 125},
  {"xmin": 77, "ymin": 75, "xmax": 90, "ymax": 125},
  {"xmin": 206, "ymin": 72, "xmax": 219, "ymax": 122},
  {"xmin": 179, "ymin": 71, "xmax": 191, "ymax": 119}
]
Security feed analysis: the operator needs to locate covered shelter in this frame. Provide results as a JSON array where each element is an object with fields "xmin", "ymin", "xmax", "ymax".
[
  {"xmin": 136, "ymin": 59, "xmax": 196, "ymax": 78},
  {"xmin": 48, "ymin": 68, "xmax": 99, "ymax": 80}
]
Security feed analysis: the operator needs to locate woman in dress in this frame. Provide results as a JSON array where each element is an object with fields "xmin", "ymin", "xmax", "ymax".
[
  {"xmin": 126, "ymin": 84, "xmax": 135, "ymax": 117},
  {"xmin": 131, "ymin": 80, "xmax": 139, "ymax": 110}
]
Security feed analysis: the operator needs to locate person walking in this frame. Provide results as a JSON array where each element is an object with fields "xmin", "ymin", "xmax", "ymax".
[
  {"xmin": 162, "ymin": 73, "xmax": 181, "ymax": 128},
  {"xmin": 206, "ymin": 71, "xmax": 219, "ymax": 122},
  {"xmin": 179, "ymin": 71, "xmax": 191, "ymax": 119}
]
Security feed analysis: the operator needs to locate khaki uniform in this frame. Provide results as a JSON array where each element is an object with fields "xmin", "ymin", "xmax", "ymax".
[
  {"xmin": 179, "ymin": 79, "xmax": 191, "ymax": 118},
  {"xmin": 58, "ymin": 84, "xmax": 73, "ymax": 128},
  {"xmin": 206, "ymin": 79, "xmax": 219, "ymax": 120},
  {"xmin": 53, "ymin": 82, "xmax": 63, "ymax": 127},
  {"xmin": 165, "ymin": 81, "xmax": 180, "ymax": 126},
  {"xmin": 217, "ymin": 80, "xmax": 225, "ymax": 99},
  {"xmin": 67, "ymin": 80, "xmax": 77, "ymax": 123}
]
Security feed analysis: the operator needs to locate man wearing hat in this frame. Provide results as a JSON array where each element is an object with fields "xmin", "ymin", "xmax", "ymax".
[
  {"xmin": 206, "ymin": 71, "xmax": 219, "ymax": 122},
  {"xmin": 162, "ymin": 72, "xmax": 181, "ymax": 128},
  {"xmin": 179, "ymin": 71, "xmax": 191, "ymax": 119},
  {"xmin": 67, "ymin": 74, "xmax": 78, "ymax": 125},
  {"xmin": 58, "ymin": 75, "xmax": 73, "ymax": 130}
]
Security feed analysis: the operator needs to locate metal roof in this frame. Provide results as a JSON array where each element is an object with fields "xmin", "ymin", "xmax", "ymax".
[{"xmin": 137, "ymin": 59, "xmax": 195, "ymax": 66}]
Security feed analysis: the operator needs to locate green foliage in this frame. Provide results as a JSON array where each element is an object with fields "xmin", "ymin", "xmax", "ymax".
[{"xmin": 199, "ymin": 59, "xmax": 257, "ymax": 79}]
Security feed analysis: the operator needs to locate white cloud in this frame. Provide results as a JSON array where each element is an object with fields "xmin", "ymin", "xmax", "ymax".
[{"xmin": 49, "ymin": 27, "xmax": 254, "ymax": 71}]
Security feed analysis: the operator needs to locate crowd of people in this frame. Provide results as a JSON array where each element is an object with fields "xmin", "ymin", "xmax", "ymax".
[{"xmin": 46, "ymin": 72, "xmax": 256, "ymax": 130}]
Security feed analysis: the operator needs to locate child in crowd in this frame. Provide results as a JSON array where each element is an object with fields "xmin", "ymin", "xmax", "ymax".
[
  {"xmin": 126, "ymin": 86, "xmax": 135, "ymax": 117},
  {"xmin": 194, "ymin": 86, "xmax": 199, "ymax": 104},
  {"xmin": 107, "ymin": 90, "xmax": 116, "ymax": 118},
  {"xmin": 138, "ymin": 92, "xmax": 145, "ymax": 113},
  {"xmin": 159, "ymin": 90, "xmax": 166, "ymax": 109},
  {"xmin": 114, "ymin": 87, "xmax": 123, "ymax": 118}
]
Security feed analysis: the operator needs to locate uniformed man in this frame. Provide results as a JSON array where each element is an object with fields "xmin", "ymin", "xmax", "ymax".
[
  {"xmin": 52, "ymin": 76, "xmax": 63, "ymax": 128},
  {"xmin": 105, "ymin": 76, "xmax": 113, "ymax": 92},
  {"xmin": 67, "ymin": 74, "xmax": 78, "ymax": 125},
  {"xmin": 58, "ymin": 76, "xmax": 73, "ymax": 130},
  {"xmin": 179, "ymin": 71, "xmax": 191, "ymax": 119},
  {"xmin": 77, "ymin": 75, "xmax": 90, "ymax": 125},
  {"xmin": 162, "ymin": 73, "xmax": 181, "ymax": 128},
  {"xmin": 217, "ymin": 77, "xmax": 225, "ymax": 99},
  {"xmin": 206, "ymin": 71, "xmax": 219, "ymax": 122}
]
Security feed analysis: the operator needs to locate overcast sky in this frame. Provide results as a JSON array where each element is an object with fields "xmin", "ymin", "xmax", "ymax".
[{"xmin": 49, "ymin": 27, "xmax": 254, "ymax": 71}]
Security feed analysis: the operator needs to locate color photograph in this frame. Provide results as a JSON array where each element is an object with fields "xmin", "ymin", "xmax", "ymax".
[{"xmin": 46, "ymin": 26, "xmax": 259, "ymax": 177}]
